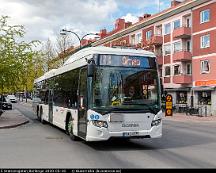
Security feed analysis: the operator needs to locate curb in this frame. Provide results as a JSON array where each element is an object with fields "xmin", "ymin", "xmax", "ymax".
[
  {"xmin": 0, "ymin": 119, "xmax": 29, "ymax": 129},
  {"xmin": 0, "ymin": 109, "xmax": 30, "ymax": 129},
  {"xmin": 163, "ymin": 115, "xmax": 216, "ymax": 123}
]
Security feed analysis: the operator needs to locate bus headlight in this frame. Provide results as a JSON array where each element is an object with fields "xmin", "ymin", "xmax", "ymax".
[
  {"xmin": 92, "ymin": 120, "xmax": 108, "ymax": 128},
  {"xmin": 151, "ymin": 119, "xmax": 161, "ymax": 127}
]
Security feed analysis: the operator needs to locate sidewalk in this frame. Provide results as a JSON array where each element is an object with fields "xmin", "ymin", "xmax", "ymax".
[
  {"xmin": 164, "ymin": 112, "xmax": 216, "ymax": 123},
  {"xmin": 18, "ymin": 99, "xmax": 32, "ymax": 107},
  {"xmin": 0, "ymin": 109, "xmax": 29, "ymax": 129}
]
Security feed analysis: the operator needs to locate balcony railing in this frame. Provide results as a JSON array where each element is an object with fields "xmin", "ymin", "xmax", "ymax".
[
  {"xmin": 173, "ymin": 74, "xmax": 192, "ymax": 84},
  {"xmin": 173, "ymin": 49, "xmax": 192, "ymax": 62},
  {"xmin": 144, "ymin": 34, "xmax": 163, "ymax": 46},
  {"xmin": 173, "ymin": 26, "xmax": 191, "ymax": 39}
]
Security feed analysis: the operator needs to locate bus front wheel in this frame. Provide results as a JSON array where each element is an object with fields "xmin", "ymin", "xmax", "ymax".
[{"xmin": 67, "ymin": 116, "xmax": 78, "ymax": 141}]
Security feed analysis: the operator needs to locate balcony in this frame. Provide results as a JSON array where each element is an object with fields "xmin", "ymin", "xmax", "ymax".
[
  {"xmin": 173, "ymin": 50, "xmax": 192, "ymax": 62},
  {"xmin": 164, "ymin": 77, "xmax": 171, "ymax": 83},
  {"xmin": 145, "ymin": 35, "xmax": 163, "ymax": 46},
  {"xmin": 173, "ymin": 27, "xmax": 191, "ymax": 39},
  {"xmin": 173, "ymin": 75, "xmax": 192, "ymax": 84},
  {"xmin": 151, "ymin": 35, "xmax": 163, "ymax": 46}
]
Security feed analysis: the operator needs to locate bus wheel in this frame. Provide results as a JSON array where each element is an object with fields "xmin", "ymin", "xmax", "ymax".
[
  {"xmin": 39, "ymin": 107, "xmax": 46, "ymax": 124},
  {"xmin": 67, "ymin": 116, "xmax": 78, "ymax": 141}
]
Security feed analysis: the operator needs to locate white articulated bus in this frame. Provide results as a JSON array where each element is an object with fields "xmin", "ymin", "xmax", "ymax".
[{"xmin": 32, "ymin": 46, "xmax": 162, "ymax": 141}]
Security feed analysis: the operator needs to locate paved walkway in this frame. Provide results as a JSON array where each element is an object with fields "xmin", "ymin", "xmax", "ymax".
[
  {"xmin": 0, "ymin": 109, "xmax": 29, "ymax": 129},
  {"xmin": 164, "ymin": 112, "xmax": 216, "ymax": 123},
  {"xmin": 18, "ymin": 99, "xmax": 32, "ymax": 107}
]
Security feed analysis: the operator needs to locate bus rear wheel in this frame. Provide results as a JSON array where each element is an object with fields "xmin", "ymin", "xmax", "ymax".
[{"xmin": 67, "ymin": 116, "xmax": 78, "ymax": 141}]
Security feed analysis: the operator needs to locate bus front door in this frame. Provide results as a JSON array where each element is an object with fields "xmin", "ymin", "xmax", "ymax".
[
  {"xmin": 78, "ymin": 68, "xmax": 87, "ymax": 139},
  {"xmin": 48, "ymin": 89, "xmax": 53, "ymax": 123}
]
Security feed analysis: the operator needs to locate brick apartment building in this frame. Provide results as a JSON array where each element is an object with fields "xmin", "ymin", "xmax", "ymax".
[{"xmin": 90, "ymin": 0, "xmax": 216, "ymax": 115}]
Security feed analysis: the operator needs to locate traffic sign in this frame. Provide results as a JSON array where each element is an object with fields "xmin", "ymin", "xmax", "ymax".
[{"xmin": 165, "ymin": 94, "xmax": 173, "ymax": 116}]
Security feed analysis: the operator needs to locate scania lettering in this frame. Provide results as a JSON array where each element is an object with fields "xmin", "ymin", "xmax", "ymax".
[
  {"xmin": 32, "ymin": 47, "xmax": 162, "ymax": 141},
  {"xmin": 122, "ymin": 123, "xmax": 139, "ymax": 128}
]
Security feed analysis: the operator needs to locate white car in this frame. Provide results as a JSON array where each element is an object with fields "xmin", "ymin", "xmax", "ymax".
[{"xmin": 7, "ymin": 95, "xmax": 18, "ymax": 103}]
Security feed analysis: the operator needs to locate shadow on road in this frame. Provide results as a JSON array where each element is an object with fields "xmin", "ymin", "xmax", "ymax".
[
  {"xmin": 85, "ymin": 127, "xmax": 215, "ymax": 151},
  {"xmin": 14, "ymin": 103, "xmax": 216, "ymax": 152}
]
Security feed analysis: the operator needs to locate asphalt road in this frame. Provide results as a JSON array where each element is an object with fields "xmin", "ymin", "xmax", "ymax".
[{"xmin": 0, "ymin": 102, "xmax": 216, "ymax": 168}]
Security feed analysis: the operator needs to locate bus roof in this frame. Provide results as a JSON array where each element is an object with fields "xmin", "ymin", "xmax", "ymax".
[
  {"xmin": 34, "ymin": 46, "xmax": 156, "ymax": 84},
  {"xmin": 63, "ymin": 46, "xmax": 155, "ymax": 66}
]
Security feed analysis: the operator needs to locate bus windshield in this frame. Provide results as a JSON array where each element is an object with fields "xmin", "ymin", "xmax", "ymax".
[{"xmin": 91, "ymin": 66, "xmax": 160, "ymax": 114}]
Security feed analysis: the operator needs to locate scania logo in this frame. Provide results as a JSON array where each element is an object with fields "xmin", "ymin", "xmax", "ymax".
[{"xmin": 122, "ymin": 123, "xmax": 139, "ymax": 127}]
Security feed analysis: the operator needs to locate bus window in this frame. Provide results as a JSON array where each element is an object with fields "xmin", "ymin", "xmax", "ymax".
[{"xmin": 79, "ymin": 68, "xmax": 87, "ymax": 109}]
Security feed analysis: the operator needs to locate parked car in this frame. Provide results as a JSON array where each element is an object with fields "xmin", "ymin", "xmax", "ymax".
[
  {"xmin": 6, "ymin": 95, "xmax": 18, "ymax": 103},
  {"xmin": 0, "ymin": 95, "xmax": 12, "ymax": 110}
]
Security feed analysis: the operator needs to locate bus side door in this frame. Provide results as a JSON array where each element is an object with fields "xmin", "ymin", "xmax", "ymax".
[{"xmin": 78, "ymin": 67, "xmax": 88, "ymax": 139}]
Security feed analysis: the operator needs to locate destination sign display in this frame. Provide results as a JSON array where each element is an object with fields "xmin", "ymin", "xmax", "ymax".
[{"xmin": 99, "ymin": 54, "xmax": 156, "ymax": 68}]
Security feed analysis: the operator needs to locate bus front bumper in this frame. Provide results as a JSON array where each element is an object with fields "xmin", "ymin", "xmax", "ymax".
[{"xmin": 85, "ymin": 123, "xmax": 162, "ymax": 142}]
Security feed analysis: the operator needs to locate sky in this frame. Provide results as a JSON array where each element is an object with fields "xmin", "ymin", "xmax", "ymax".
[{"xmin": 0, "ymin": 0, "xmax": 173, "ymax": 47}]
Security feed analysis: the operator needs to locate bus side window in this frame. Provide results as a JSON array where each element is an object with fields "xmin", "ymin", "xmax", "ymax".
[{"xmin": 79, "ymin": 68, "xmax": 87, "ymax": 109}]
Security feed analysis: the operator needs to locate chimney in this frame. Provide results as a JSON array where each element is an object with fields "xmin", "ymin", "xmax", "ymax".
[
  {"xmin": 99, "ymin": 29, "xmax": 107, "ymax": 38},
  {"xmin": 115, "ymin": 18, "xmax": 125, "ymax": 30},
  {"xmin": 80, "ymin": 39, "xmax": 88, "ymax": 46},
  {"xmin": 125, "ymin": 22, "xmax": 132, "ymax": 29},
  {"xmin": 171, "ymin": 0, "xmax": 182, "ymax": 7},
  {"xmin": 143, "ymin": 13, "xmax": 151, "ymax": 19},
  {"xmin": 139, "ymin": 16, "xmax": 144, "ymax": 22}
]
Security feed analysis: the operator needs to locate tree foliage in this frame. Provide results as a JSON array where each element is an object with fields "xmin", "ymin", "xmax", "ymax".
[{"xmin": 0, "ymin": 16, "xmax": 44, "ymax": 94}]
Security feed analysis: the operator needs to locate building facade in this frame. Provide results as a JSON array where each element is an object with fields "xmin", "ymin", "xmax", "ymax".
[{"xmin": 91, "ymin": 0, "xmax": 216, "ymax": 115}]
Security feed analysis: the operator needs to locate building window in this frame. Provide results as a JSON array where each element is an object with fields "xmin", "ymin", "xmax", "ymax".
[
  {"xmin": 186, "ymin": 63, "xmax": 192, "ymax": 75},
  {"xmin": 135, "ymin": 33, "xmax": 142, "ymax": 44},
  {"xmin": 174, "ymin": 65, "xmax": 181, "ymax": 75},
  {"xmin": 200, "ymin": 34, "xmax": 210, "ymax": 48},
  {"xmin": 165, "ymin": 66, "xmax": 171, "ymax": 76},
  {"xmin": 176, "ymin": 91, "xmax": 187, "ymax": 104},
  {"xmin": 130, "ymin": 34, "xmax": 135, "ymax": 45},
  {"xmin": 173, "ymin": 41, "xmax": 181, "ymax": 53},
  {"xmin": 186, "ymin": 40, "xmax": 191, "ymax": 52},
  {"xmin": 173, "ymin": 19, "xmax": 181, "ymax": 30},
  {"xmin": 200, "ymin": 9, "xmax": 210, "ymax": 24},
  {"xmin": 164, "ymin": 44, "xmax": 171, "ymax": 55},
  {"xmin": 198, "ymin": 91, "xmax": 211, "ymax": 105},
  {"xmin": 146, "ymin": 30, "xmax": 152, "ymax": 40},
  {"xmin": 201, "ymin": 60, "xmax": 210, "ymax": 73},
  {"xmin": 164, "ymin": 23, "xmax": 171, "ymax": 35}
]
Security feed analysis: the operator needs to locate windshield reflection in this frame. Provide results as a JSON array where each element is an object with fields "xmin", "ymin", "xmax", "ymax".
[{"xmin": 91, "ymin": 67, "xmax": 160, "ymax": 114}]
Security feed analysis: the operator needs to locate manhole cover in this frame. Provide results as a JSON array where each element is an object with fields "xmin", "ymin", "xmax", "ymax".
[{"xmin": 46, "ymin": 136, "xmax": 63, "ymax": 140}]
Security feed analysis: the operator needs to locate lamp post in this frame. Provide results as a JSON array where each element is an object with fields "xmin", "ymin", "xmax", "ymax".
[{"xmin": 60, "ymin": 29, "xmax": 99, "ymax": 49}]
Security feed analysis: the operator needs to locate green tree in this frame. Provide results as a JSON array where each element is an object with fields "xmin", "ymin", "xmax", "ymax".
[{"xmin": 0, "ymin": 16, "xmax": 43, "ymax": 95}]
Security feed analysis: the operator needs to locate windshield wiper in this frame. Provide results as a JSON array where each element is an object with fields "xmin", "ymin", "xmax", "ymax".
[
  {"xmin": 131, "ymin": 103, "xmax": 160, "ymax": 114},
  {"xmin": 93, "ymin": 106, "xmax": 158, "ymax": 115},
  {"xmin": 101, "ymin": 107, "xmax": 130, "ymax": 114}
]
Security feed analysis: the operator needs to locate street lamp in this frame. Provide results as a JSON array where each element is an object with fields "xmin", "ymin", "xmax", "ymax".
[{"xmin": 60, "ymin": 29, "xmax": 99, "ymax": 48}]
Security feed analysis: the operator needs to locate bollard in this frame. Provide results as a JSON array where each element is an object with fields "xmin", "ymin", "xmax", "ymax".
[
  {"xmin": 198, "ymin": 106, "xmax": 202, "ymax": 117},
  {"xmin": 205, "ymin": 106, "xmax": 207, "ymax": 117}
]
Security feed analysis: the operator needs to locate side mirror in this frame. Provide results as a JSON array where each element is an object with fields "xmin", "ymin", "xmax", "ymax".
[{"xmin": 87, "ymin": 60, "xmax": 95, "ymax": 77}]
